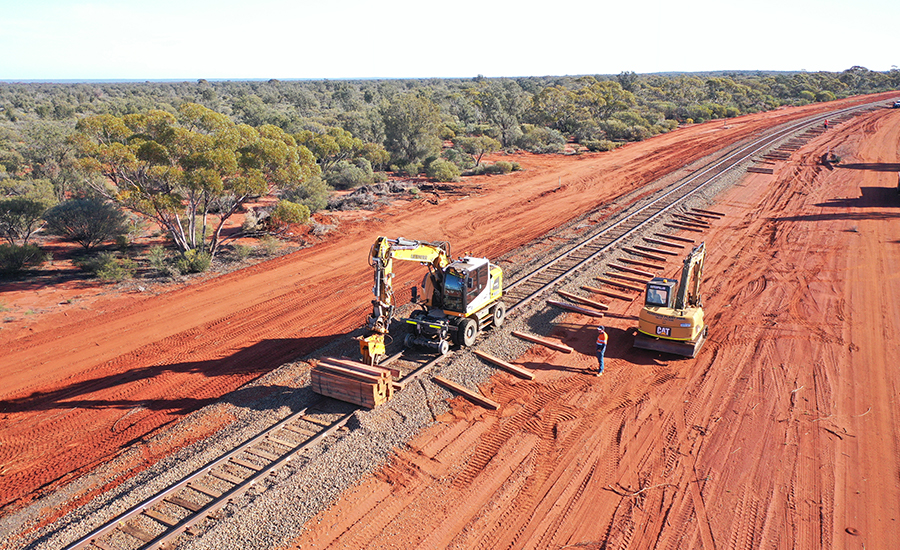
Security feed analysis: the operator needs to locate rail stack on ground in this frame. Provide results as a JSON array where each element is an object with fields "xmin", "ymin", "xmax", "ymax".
[{"xmin": 311, "ymin": 358, "xmax": 395, "ymax": 408}]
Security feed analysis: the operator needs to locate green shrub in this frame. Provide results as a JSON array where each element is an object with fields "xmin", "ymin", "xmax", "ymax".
[
  {"xmin": 494, "ymin": 161, "xmax": 513, "ymax": 174},
  {"xmin": 425, "ymin": 158, "xmax": 461, "ymax": 182},
  {"xmin": 392, "ymin": 162, "xmax": 423, "ymax": 177},
  {"xmin": 0, "ymin": 243, "xmax": 49, "ymax": 274},
  {"xmin": 270, "ymin": 200, "xmax": 310, "ymax": 226},
  {"xmin": 174, "ymin": 249, "xmax": 211, "ymax": 274},
  {"xmin": 233, "ymin": 243, "xmax": 252, "ymax": 260},
  {"xmin": 255, "ymin": 235, "xmax": 281, "ymax": 257},
  {"xmin": 279, "ymin": 175, "xmax": 331, "ymax": 214},
  {"xmin": 466, "ymin": 161, "xmax": 520, "ymax": 176},
  {"xmin": 441, "ymin": 147, "xmax": 475, "ymax": 171},
  {"xmin": 42, "ymin": 197, "xmax": 129, "ymax": 249},
  {"xmin": 515, "ymin": 125, "xmax": 565, "ymax": 154},
  {"xmin": 583, "ymin": 139, "xmax": 619, "ymax": 152},
  {"xmin": 77, "ymin": 252, "xmax": 136, "ymax": 281},
  {"xmin": 324, "ymin": 159, "xmax": 375, "ymax": 189},
  {"xmin": 147, "ymin": 244, "xmax": 180, "ymax": 277}
]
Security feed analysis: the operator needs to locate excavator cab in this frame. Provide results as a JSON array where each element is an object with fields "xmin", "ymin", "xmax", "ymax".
[{"xmin": 644, "ymin": 278, "xmax": 677, "ymax": 308}]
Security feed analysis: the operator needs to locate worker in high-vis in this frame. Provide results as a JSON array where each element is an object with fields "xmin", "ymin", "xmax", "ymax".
[{"xmin": 596, "ymin": 326, "xmax": 608, "ymax": 376}]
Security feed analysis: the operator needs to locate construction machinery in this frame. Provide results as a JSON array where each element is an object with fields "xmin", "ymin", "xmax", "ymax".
[
  {"xmin": 634, "ymin": 242, "xmax": 708, "ymax": 357},
  {"xmin": 359, "ymin": 236, "xmax": 505, "ymax": 364}
]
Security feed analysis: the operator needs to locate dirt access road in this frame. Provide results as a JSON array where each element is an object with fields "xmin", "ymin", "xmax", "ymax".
[
  {"xmin": 0, "ymin": 92, "xmax": 896, "ymax": 527},
  {"xmin": 287, "ymin": 103, "xmax": 900, "ymax": 548}
]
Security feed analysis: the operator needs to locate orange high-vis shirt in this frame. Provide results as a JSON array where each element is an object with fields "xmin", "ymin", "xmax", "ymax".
[{"xmin": 596, "ymin": 331, "xmax": 608, "ymax": 346}]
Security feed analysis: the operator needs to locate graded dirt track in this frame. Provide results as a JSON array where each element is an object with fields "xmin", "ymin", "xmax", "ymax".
[
  {"xmin": 0, "ymin": 91, "xmax": 896, "ymax": 532},
  {"xmin": 286, "ymin": 102, "xmax": 900, "ymax": 548}
]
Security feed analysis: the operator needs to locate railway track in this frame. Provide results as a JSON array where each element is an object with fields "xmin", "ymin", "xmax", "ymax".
[{"xmin": 62, "ymin": 100, "xmax": 880, "ymax": 550}]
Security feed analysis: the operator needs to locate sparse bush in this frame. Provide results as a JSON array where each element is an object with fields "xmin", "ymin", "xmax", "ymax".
[
  {"xmin": 255, "ymin": 235, "xmax": 281, "ymax": 256},
  {"xmin": 77, "ymin": 252, "xmax": 136, "ymax": 281},
  {"xmin": 0, "ymin": 243, "xmax": 49, "ymax": 274},
  {"xmin": 173, "ymin": 249, "xmax": 211, "ymax": 274},
  {"xmin": 242, "ymin": 208, "xmax": 262, "ymax": 233},
  {"xmin": 310, "ymin": 222, "xmax": 334, "ymax": 236},
  {"xmin": 0, "ymin": 195, "xmax": 53, "ymax": 245},
  {"xmin": 233, "ymin": 243, "xmax": 252, "ymax": 260}
]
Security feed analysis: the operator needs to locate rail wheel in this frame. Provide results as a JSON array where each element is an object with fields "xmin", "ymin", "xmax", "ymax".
[
  {"xmin": 456, "ymin": 317, "xmax": 478, "ymax": 347},
  {"xmin": 491, "ymin": 302, "xmax": 506, "ymax": 328}
]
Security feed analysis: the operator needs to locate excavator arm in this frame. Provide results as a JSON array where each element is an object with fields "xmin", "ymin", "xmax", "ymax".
[
  {"xmin": 674, "ymin": 242, "xmax": 705, "ymax": 310},
  {"xmin": 361, "ymin": 237, "xmax": 451, "ymax": 364}
]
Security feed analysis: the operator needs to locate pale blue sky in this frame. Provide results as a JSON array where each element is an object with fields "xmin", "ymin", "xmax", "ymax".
[{"xmin": 2, "ymin": 0, "xmax": 897, "ymax": 81}]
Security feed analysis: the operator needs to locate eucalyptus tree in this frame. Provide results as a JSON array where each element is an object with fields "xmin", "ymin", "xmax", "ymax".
[
  {"xmin": 73, "ymin": 103, "xmax": 319, "ymax": 258},
  {"xmin": 381, "ymin": 94, "xmax": 442, "ymax": 168}
]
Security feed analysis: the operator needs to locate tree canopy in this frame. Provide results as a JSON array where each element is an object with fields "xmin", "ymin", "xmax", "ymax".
[
  {"xmin": 0, "ymin": 67, "xmax": 897, "ymax": 271},
  {"xmin": 73, "ymin": 103, "xmax": 320, "ymax": 257}
]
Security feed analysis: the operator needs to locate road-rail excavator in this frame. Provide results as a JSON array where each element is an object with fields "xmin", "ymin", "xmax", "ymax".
[
  {"xmin": 634, "ymin": 242, "xmax": 708, "ymax": 357},
  {"xmin": 359, "ymin": 237, "xmax": 505, "ymax": 364}
]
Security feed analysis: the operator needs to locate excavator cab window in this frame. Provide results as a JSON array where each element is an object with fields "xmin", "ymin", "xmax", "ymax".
[
  {"xmin": 646, "ymin": 283, "xmax": 671, "ymax": 308},
  {"xmin": 466, "ymin": 264, "xmax": 488, "ymax": 303},
  {"xmin": 443, "ymin": 267, "xmax": 466, "ymax": 312}
]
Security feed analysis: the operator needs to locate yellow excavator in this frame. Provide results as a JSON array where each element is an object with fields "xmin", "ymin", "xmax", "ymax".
[
  {"xmin": 634, "ymin": 242, "xmax": 708, "ymax": 357},
  {"xmin": 359, "ymin": 236, "xmax": 505, "ymax": 364}
]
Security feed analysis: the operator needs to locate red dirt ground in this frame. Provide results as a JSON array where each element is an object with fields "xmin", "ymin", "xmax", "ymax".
[
  {"xmin": 286, "ymin": 100, "xmax": 900, "ymax": 548},
  {"xmin": 1, "ymin": 92, "xmax": 897, "ymax": 544}
]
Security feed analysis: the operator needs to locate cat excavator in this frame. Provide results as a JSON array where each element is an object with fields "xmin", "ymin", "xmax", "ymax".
[
  {"xmin": 634, "ymin": 242, "xmax": 708, "ymax": 358},
  {"xmin": 359, "ymin": 236, "xmax": 505, "ymax": 364}
]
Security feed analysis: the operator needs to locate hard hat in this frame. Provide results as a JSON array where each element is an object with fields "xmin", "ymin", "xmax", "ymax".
[{"xmin": 597, "ymin": 326, "xmax": 605, "ymax": 331}]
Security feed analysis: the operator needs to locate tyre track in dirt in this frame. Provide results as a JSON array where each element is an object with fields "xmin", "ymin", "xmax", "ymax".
[
  {"xmin": 3, "ymin": 92, "xmax": 897, "ymax": 525},
  {"xmin": 284, "ymin": 101, "xmax": 900, "ymax": 549}
]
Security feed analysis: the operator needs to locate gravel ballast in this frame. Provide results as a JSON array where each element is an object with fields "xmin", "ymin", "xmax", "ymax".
[{"xmin": 6, "ymin": 114, "xmax": 840, "ymax": 550}]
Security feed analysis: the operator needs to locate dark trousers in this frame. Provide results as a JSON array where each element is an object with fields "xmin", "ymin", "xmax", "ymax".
[{"xmin": 596, "ymin": 344, "xmax": 606, "ymax": 373}]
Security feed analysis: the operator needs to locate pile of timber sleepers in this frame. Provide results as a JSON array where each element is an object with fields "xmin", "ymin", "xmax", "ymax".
[{"xmin": 310, "ymin": 357, "xmax": 395, "ymax": 408}]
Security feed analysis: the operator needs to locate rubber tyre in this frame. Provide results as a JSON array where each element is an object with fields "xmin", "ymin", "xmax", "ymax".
[
  {"xmin": 491, "ymin": 302, "xmax": 506, "ymax": 328},
  {"xmin": 456, "ymin": 317, "xmax": 479, "ymax": 347}
]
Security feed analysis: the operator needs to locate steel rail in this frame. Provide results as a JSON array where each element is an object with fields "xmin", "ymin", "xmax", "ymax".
[
  {"xmin": 65, "ymin": 354, "xmax": 444, "ymax": 550},
  {"xmin": 62, "ymin": 101, "xmax": 877, "ymax": 550},
  {"xmin": 504, "ymin": 103, "xmax": 870, "ymax": 312}
]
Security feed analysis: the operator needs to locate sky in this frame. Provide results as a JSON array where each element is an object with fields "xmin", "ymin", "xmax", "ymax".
[{"xmin": 1, "ymin": 0, "xmax": 898, "ymax": 81}]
